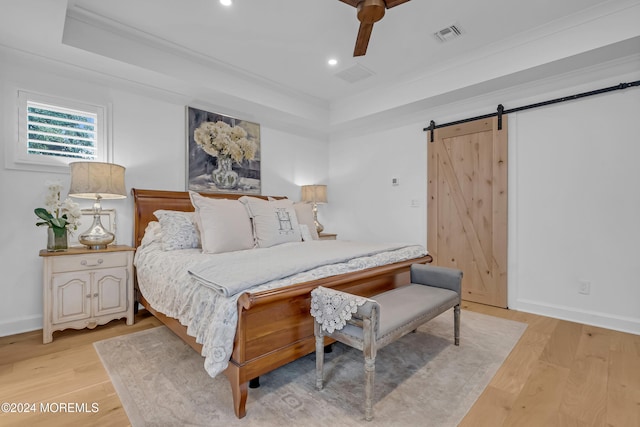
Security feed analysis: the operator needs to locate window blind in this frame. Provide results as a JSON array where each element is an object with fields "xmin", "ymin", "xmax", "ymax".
[{"xmin": 26, "ymin": 101, "xmax": 97, "ymax": 159}]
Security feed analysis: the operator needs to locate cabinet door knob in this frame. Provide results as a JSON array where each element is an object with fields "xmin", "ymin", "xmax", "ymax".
[
  {"xmin": 81, "ymin": 259, "xmax": 103, "ymax": 267},
  {"xmin": 93, "ymin": 293, "xmax": 99, "ymax": 298},
  {"xmin": 85, "ymin": 294, "xmax": 91, "ymax": 298}
]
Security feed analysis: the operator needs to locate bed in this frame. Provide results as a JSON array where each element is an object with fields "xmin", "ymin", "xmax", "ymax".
[{"xmin": 131, "ymin": 188, "xmax": 433, "ymax": 418}]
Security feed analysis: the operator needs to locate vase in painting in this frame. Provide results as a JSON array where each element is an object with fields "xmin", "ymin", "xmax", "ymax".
[{"xmin": 212, "ymin": 156, "xmax": 239, "ymax": 190}]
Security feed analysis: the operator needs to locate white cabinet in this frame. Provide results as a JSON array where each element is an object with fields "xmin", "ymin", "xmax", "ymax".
[{"xmin": 40, "ymin": 246, "xmax": 135, "ymax": 344}]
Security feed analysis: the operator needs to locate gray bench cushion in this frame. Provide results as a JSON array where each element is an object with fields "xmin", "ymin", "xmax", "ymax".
[
  {"xmin": 340, "ymin": 284, "xmax": 459, "ymax": 341},
  {"xmin": 312, "ymin": 264, "xmax": 463, "ymax": 421}
]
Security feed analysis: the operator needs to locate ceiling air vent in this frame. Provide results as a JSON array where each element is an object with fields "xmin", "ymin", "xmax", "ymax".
[
  {"xmin": 434, "ymin": 25, "xmax": 462, "ymax": 43},
  {"xmin": 334, "ymin": 64, "xmax": 375, "ymax": 84}
]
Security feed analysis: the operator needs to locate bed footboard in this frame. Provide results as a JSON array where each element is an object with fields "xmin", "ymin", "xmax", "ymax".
[
  {"xmin": 132, "ymin": 188, "xmax": 433, "ymax": 419},
  {"xmin": 224, "ymin": 254, "xmax": 432, "ymax": 418},
  {"xmin": 140, "ymin": 255, "xmax": 431, "ymax": 419}
]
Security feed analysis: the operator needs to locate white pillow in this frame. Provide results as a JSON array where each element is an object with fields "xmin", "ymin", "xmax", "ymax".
[
  {"xmin": 239, "ymin": 196, "xmax": 302, "ymax": 248},
  {"xmin": 189, "ymin": 192, "xmax": 255, "ymax": 254},
  {"xmin": 140, "ymin": 221, "xmax": 162, "ymax": 248},
  {"xmin": 153, "ymin": 210, "xmax": 201, "ymax": 251},
  {"xmin": 299, "ymin": 224, "xmax": 313, "ymax": 242},
  {"xmin": 293, "ymin": 202, "xmax": 319, "ymax": 240}
]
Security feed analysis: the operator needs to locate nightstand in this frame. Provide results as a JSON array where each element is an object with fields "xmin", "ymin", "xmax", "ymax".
[
  {"xmin": 39, "ymin": 245, "xmax": 135, "ymax": 344},
  {"xmin": 318, "ymin": 233, "xmax": 337, "ymax": 240}
]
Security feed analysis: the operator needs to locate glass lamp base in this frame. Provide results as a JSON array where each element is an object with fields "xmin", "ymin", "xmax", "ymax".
[
  {"xmin": 78, "ymin": 214, "xmax": 114, "ymax": 250},
  {"xmin": 312, "ymin": 202, "xmax": 324, "ymax": 233}
]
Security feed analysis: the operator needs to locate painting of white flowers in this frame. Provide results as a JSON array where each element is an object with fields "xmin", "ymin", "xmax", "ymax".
[{"xmin": 186, "ymin": 106, "xmax": 261, "ymax": 194}]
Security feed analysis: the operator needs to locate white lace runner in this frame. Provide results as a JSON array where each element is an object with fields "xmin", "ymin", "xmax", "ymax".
[{"xmin": 310, "ymin": 286, "xmax": 369, "ymax": 333}]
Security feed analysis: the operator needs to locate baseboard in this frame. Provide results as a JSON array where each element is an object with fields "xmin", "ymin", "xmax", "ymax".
[
  {"xmin": 513, "ymin": 298, "xmax": 640, "ymax": 335},
  {"xmin": 0, "ymin": 314, "xmax": 42, "ymax": 337}
]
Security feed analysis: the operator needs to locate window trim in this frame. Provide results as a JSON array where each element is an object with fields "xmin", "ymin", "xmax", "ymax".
[{"xmin": 7, "ymin": 90, "xmax": 112, "ymax": 173}]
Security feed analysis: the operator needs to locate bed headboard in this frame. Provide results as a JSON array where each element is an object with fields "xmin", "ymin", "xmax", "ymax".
[{"xmin": 131, "ymin": 189, "xmax": 275, "ymax": 248}]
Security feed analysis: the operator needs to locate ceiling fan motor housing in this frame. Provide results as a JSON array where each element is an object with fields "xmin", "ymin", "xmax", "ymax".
[{"xmin": 357, "ymin": 0, "xmax": 386, "ymax": 23}]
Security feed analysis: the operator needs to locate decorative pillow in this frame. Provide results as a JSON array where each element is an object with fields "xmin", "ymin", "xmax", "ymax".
[
  {"xmin": 239, "ymin": 196, "xmax": 302, "ymax": 248},
  {"xmin": 153, "ymin": 210, "xmax": 201, "ymax": 251},
  {"xmin": 293, "ymin": 202, "xmax": 319, "ymax": 240},
  {"xmin": 189, "ymin": 191, "xmax": 254, "ymax": 254},
  {"xmin": 140, "ymin": 221, "xmax": 162, "ymax": 248},
  {"xmin": 299, "ymin": 224, "xmax": 313, "ymax": 242}
]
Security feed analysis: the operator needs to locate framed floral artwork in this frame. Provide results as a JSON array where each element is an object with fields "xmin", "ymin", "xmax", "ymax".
[{"xmin": 186, "ymin": 106, "xmax": 261, "ymax": 194}]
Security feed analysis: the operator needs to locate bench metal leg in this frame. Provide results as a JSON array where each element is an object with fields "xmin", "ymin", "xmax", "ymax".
[
  {"xmin": 454, "ymin": 304, "xmax": 460, "ymax": 346},
  {"xmin": 364, "ymin": 357, "xmax": 375, "ymax": 421},
  {"xmin": 315, "ymin": 323, "xmax": 325, "ymax": 390}
]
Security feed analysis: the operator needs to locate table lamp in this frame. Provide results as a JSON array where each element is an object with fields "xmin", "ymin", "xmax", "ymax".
[
  {"xmin": 301, "ymin": 184, "xmax": 327, "ymax": 233},
  {"xmin": 68, "ymin": 162, "xmax": 126, "ymax": 249}
]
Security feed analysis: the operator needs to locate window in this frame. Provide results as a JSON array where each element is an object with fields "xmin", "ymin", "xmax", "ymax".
[
  {"xmin": 26, "ymin": 101, "xmax": 97, "ymax": 160},
  {"xmin": 9, "ymin": 90, "xmax": 109, "ymax": 172}
]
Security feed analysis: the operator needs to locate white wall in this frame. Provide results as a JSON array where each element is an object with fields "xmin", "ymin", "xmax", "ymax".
[
  {"xmin": 0, "ymin": 49, "xmax": 329, "ymax": 336},
  {"xmin": 326, "ymin": 123, "xmax": 427, "ymax": 247},
  {"xmin": 329, "ymin": 60, "xmax": 640, "ymax": 334},
  {"xmin": 2, "ymin": 47, "xmax": 639, "ymax": 338},
  {"xmin": 511, "ymin": 84, "xmax": 640, "ymax": 333}
]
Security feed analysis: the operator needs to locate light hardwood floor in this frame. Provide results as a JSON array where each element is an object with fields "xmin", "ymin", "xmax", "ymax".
[
  {"xmin": 1, "ymin": 304, "xmax": 638, "ymax": 426},
  {"xmin": 460, "ymin": 302, "xmax": 640, "ymax": 427}
]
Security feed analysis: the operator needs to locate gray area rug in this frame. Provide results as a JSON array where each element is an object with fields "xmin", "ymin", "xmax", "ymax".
[{"xmin": 94, "ymin": 310, "xmax": 526, "ymax": 426}]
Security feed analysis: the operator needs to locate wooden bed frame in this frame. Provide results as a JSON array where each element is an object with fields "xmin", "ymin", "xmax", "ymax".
[{"xmin": 131, "ymin": 188, "xmax": 432, "ymax": 418}]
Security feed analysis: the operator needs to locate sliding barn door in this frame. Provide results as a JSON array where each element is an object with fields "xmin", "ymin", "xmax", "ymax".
[{"xmin": 427, "ymin": 117, "xmax": 508, "ymax": 307}]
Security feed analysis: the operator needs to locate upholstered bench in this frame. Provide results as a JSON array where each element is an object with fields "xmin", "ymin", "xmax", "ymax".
[{"xmin": 310, "ymin": 263, "xmax": 463, "ymax": 421}]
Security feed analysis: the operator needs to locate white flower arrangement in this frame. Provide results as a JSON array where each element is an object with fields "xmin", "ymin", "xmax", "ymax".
[
  {"xmin": 35, "ymin": 181, "xmax": 82, "ymax": 235},
  {"xmin": 193, "ymin": 121, "xmax": 258, "ymax": 164}
]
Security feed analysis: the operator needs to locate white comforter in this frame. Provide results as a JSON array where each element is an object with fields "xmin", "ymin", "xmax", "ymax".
[
  {"xmin": 134, "ymin": 233, "xmax": 427, "ymax": 378},
  {"xmin": 189, "ymin": 240, "xmax": 414, "ymax": 297}
]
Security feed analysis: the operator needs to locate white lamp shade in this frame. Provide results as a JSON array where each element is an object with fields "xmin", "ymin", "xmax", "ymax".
[
  {"xmin": 301, "ymin": 185, "xmax": 327, "ymax": 204},
  {"xmin": 69, "ymin": 162, "xmax": 127, "ymax": 199}
]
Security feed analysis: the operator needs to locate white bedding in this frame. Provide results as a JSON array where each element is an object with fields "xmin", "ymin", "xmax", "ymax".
[
  {"xmin": 188, "ymin": 240, "xmax": 415, "ymax": 297},
  {"xmin": 134, "ymin": 229, "xmax": 427, "ymax": 378}
]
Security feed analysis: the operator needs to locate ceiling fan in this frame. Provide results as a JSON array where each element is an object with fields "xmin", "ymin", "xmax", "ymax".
[{"xmin": 339, "ymin": 0, "xmax": 411, "ymax": 57}]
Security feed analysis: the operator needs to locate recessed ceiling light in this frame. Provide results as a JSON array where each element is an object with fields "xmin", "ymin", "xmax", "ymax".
[
  {"xmin": 220, "ymin": 0, "xmax": 232, "ymax": 6},
  {"xmin": 328, "ymin": 58, "xmax": 338, "ymax": 66}
]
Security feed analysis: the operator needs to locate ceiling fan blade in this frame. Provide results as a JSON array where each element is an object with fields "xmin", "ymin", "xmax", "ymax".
[
  {"xmin": 354, "ymin": 22, "xmax": 374, "ymax": 57},
  {"xmin": 339, "ymin": 0, "xmax": 360, "ymax": 7},
  {"xmin": 383, "ymin": 0, "xmax": 411, "ymax": 8}
]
